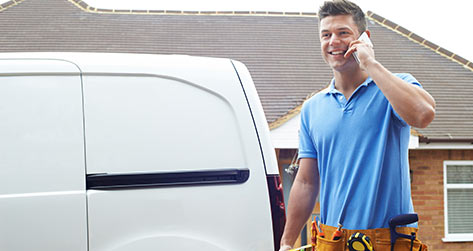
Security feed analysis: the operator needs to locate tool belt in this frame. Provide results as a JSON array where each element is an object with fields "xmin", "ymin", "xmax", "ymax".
[{"xmin": 316, "ymin": 224, "xmax": 428, "ymax": 251}]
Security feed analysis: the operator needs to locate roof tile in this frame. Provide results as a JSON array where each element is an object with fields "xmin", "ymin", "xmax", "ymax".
[
  {"xmin": 1, "ymin": 0, "xmax": 15, "ymax": 8},
  {"xmin": 437, "ymin": 47, "xmax": 454, "ymax": 58},
  {"xmin": 409, "ymin": 33, "xmax": 425, "ymax": 43},
  {"xmin": 76, "ymin": 1, "xmax": 88, "ymax": 9},
  {"xmin": 395, "ymin": 26, "xmax": 411, "ymax": 36},
  {"xmin": 367, "ymin": 12, "xmax": 384, "ymax": 22},
  {"xmin": 423, "ymin": 40, "xmax": 439, "ymax": 50},
  {"xmin": 382, "ymin": 19, "xmax": 397, "ymax": 29},
  {"xmin": 453, "ymin": 54, "xmax": 469, "ymax": 65}
]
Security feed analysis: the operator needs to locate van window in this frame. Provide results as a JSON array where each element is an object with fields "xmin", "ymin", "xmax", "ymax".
[{"xmin": 83, "ymin": 75, "xmax": 245, "ymax": 174}]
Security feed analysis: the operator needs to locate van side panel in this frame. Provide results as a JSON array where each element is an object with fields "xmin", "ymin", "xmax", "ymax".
[
  {"xmin": 0, "ymin": 60, "xmax": 87, "ymax": 251},
  {"xmin": 84, "ymin": 58, "xmax": 274, "ymax": 251},
  {"xmin": 83, "ymin": 75, "xmax": 245, "ymax": 174}
]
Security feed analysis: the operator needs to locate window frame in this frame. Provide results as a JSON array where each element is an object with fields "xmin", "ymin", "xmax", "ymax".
[{"xmin": 443, "ymin": 160, "xmax": 473, "ymax": 242}]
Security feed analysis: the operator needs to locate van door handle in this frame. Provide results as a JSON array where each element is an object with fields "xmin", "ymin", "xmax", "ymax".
[{"xmin": 86, "ymin": 168, "xmax": 250, "ymax": 190}]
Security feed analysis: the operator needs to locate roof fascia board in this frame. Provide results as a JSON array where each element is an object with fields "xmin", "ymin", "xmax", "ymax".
[
  {"xmin": 419, "ymin": 137, "xmax": 473, "ymax": 144},
  {"xmin": 366, "ymin": 11, "xmax": 473, "ymax": 71},
  {"xmin": 417, "ymin": 142, "xmax": 473, "ymax": 150},
  {"xmin": 70, "ymin": 0, "xmax": 317, "ymax": 17}
]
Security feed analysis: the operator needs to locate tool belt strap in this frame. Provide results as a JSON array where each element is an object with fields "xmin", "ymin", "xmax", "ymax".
[{"xmin": 319, "ymin": 223, "xmax": 420, "ymax": 245}]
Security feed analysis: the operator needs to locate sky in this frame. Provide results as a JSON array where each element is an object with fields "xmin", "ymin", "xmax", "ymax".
[{"xmin": 42, "ymin": 0, "xmax": 473, "ymax": 63}]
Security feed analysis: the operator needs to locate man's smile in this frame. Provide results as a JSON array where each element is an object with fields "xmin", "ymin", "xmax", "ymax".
[{"xmin": 329, "ymin": 49, "xmax": 347, "ymax": 55}]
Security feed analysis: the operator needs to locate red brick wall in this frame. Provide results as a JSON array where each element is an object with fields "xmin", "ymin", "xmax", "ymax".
[
  {"xmin": 410, "ymin": 149, "xmax": 473, "ymax": 251},
  {"xmin": 277, "ymin": 148, "xmax": 473, "ymax": 250}
]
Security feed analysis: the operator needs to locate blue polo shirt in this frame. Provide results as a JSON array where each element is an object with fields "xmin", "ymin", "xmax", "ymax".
[{"xmin": 299, "ymin": 73, "xmax": 420, "ymax": 229}]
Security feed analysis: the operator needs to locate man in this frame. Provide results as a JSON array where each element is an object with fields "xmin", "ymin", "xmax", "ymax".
[{"xmin": 280, "ymin": 0, "xmax": 435, "ymax": 250}]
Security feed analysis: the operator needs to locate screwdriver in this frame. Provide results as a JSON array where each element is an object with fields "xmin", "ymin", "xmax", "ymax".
[
  {"xmin": 315, "ymin": 216, "xmax": 325, "ymax": 238},
  {"xmin": 331, "ymin": 223, "xmax": 343, "ymax": 240}
]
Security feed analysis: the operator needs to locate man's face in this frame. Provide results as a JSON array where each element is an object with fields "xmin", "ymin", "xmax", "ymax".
[{"xmin": 319, "ymin": 15, "xmax": 361, "ymax": 72}]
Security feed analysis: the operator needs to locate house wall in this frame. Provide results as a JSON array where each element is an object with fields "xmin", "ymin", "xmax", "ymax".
[
  {"xmin": 410, "ymin": 149, "xmax": 473, "ymax": 251},
  {"xmin": 277, "ymin": 148, "xmax": 473, "ymax": 250}
]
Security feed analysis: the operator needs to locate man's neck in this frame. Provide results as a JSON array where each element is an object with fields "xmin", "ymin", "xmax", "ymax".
[{"xmin": 333, "ymin": 68, "xmax": 369, "ymax": 99}]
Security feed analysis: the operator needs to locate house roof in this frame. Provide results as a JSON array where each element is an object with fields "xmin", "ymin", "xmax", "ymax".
[{"xmin": 1, "ymin": 0, "xmax": 472, "ymax": 142}]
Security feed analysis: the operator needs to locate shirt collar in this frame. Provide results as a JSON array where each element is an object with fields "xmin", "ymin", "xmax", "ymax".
[{"xmin": 323, "ymin": 77, "xmax": 373, "ymax": 95}]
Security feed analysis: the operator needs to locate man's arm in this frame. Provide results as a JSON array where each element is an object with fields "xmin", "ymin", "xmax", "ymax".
[
  {"xmin": 365, "ymin": 61, "xmax": 435, "ymax": 128},
  {"xmin": 347, "ymin": 39, "xmax": 436, "ymax": 128},
  {"xmin": 280, "ymin": 158, "xmax": 319, "ymax": 250}
]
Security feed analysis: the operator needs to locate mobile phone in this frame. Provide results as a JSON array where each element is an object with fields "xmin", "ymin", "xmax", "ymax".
[{"xmin": 353, "ymin": 32, "xmax": 373, "ymax": 64}]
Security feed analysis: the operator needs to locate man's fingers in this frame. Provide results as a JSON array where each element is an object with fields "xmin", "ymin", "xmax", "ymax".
[{"xmin": 344, "ymin": 45, "xmax": 357, "ymax": 58}]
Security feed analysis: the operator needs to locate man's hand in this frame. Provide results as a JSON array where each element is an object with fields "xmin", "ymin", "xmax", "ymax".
[
  {"xmin": 279, "ymin": 244, "xmax": 293, "ymax": 251},
  {"xmin": 344, "ymin": 36, "xmax": 375, "ymax": 71}
]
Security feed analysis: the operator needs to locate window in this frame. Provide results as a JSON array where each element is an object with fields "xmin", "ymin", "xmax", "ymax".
[{"xmin": 443, "ymin": 161, "xmax": 473, "ymax": 242}]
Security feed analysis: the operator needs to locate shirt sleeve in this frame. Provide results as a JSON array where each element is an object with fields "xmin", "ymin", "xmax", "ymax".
[
  {"xmin": 298, "ymin": 102, "xmax": 318, "ymax": 159},
  {"xmin": 391, "ymin": 73, "xmax": 422, "ymax": 126}
]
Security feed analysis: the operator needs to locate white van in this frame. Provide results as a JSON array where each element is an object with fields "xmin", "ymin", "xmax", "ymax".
[{"xmin": 0, "ymin": 53, "xmax": 285, "ymax": 251}]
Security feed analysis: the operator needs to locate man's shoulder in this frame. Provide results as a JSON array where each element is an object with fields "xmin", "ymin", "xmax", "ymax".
[
  {"xmin": 301, "ymin": 84, "xmax": 334, "ymax": 115},
  {"xmin": 305, "ymin": 86, "xmax": 330, "ymax": 103}
]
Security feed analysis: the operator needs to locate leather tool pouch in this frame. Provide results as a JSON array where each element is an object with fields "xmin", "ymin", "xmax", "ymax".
[
  {"xmin": 375, "ymin": 238, "xmax": 428, "ymax": 251},
  {"xmin": 315, "ymin": 235, "xmax": 344, "ymax": 251}
]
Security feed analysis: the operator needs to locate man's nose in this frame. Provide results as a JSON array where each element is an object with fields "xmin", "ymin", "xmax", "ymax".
[{"xmin": 329, "ymin": 34, "xmax": 341, "ymax": 45}]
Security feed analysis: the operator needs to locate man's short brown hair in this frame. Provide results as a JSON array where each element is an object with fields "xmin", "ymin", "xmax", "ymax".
[{"xmin": 318, "ymin": 0, "xmax": 367, "ymax": 34}]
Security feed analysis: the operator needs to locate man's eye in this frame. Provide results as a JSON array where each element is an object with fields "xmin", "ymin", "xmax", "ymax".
[{"xmin": 322, "ymin": 33, "xmax": 330, "ymax": 38}]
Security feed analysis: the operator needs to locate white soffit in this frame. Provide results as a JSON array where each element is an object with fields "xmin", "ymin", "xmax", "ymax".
[{"xmin": 270, "ymin": 113, "xmax": 300, "ymax": 149}]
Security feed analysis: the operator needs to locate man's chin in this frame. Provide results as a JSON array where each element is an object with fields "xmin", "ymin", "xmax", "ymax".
[
  {"xmin": 330, "ymin": 59, "xmax": 358, "ymax": 72},
  {"xmin": 330, "ymin": 62, "xmax": 349, "ymax": 71}
]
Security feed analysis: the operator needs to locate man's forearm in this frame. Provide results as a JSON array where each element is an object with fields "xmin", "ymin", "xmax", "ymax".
[{"xmin": 280, "ymin": 178, "xmax": 319, "ymax": 247}]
